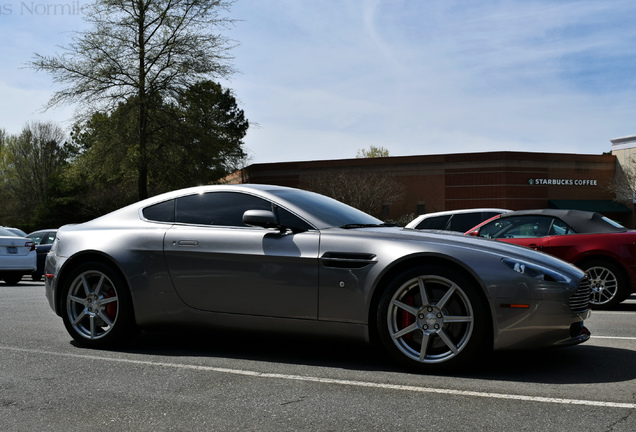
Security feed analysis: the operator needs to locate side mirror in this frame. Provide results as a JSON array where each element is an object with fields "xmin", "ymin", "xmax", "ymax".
[
  {"xmin": 243, "ymin": 209, "xmax": 279, "ymax": 229},
  {"xmin": 466, "ymin": 230, "xmax": 479, "ymax": 237}
]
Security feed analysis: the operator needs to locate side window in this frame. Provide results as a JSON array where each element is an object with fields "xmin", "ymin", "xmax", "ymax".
[
  {"xmin": 550, "ymin": 218, "xmax": 574, "ymax": 235},
  {"xmin": 176, "ymin": 192, "xmax": 272, "ymax": 227},
  {"xmin": 42, "ymin": 232, "xmax": 57, "ymax": 245},
  {"xmin": 277, "ymin": 207, "xmax": 315, "ymax": 231},
  {"xmin": 416, "ymin": 215, "xmax": 450, "ymax": 230},
  {"xmin": 143, "ymin": 199, "xmax": 175, "ymax": 222},
  {"xmin": 28, "ymin": 233, "xmax": 44, "ymax": 245},
  {"xmin": 489, "ymin": 216, "xmax": 554, "ymax": 239},
  {"xmin": 449, "ymin": 213, "xmax": 483, "ymax": 232}
]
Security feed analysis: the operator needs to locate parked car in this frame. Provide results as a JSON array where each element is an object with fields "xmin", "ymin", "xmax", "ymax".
[
  {"xmin": 27, "ymin": 229, "xmax": 58, "ymax": 281},
  {"xmin": 45, "ymin": 185, "xmax": 591, "ymax": 371},
  {"xmin": 0, "ymin": 227, "xmax": 37, "ymax": 285},
  {"xmin": 466, "ymin": 209, "xmax": 636, "ymax": 308},
  {"xmin": 406, "ymin": 208, "xmax": 510, "ymax": 232}
]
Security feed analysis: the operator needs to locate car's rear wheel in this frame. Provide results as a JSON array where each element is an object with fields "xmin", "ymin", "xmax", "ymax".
[
  {"xmin": 61, "ymin": 262, "xmax": 137, "ymax": 348},
  {"xmin": 581, "ymin": 259, "xmax": 630, "ymax": 309},
  {"xmin": 377, "ymin": 266, "xmax": 489, "ymax": 371}
]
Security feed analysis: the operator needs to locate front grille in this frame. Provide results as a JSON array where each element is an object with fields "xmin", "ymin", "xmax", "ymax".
[{"xmin": 569, "ymin": 276, "xmax": 591, "ymax": 313}]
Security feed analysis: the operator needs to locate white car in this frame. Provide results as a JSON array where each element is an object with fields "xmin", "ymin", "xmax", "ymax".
[
  {"xmin": 0, "ymin": 227, "xmax": 37, "ymax": 284},
  {"xmin": 2, "ymin": 226, "xmax": 28, "ymax": 237},
  {"xmin": 406, "ymin": 208, "xmax": 511, "ymax": 232}
]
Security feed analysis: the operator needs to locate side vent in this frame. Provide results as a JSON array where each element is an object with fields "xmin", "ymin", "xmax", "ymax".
[{"xmin": 321, "ymin": 252, "xmax": 376, "ymax": 269}]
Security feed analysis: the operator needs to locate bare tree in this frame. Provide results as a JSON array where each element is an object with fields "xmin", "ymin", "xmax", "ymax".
[
  {"xmin": 612, "ymin": 158, "xmax": 636, "ymax": 203},
  {"xmin": 31, "ymin": 0, "xmax": 237, "ymax": 199},
  {"xmin": 301, "ymin": 170, "xmax": 404, "ymax": 219}
]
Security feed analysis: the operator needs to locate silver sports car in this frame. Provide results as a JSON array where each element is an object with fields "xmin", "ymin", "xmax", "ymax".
[{"xmin": 44, "ymin": 184, "xmax": 591, "ymax": 371}]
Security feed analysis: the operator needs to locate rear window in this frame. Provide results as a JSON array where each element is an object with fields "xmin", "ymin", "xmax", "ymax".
[
  {"xmin": 143, "ymin": 200, "xmax": 175, "ymax": 222},
  {"xmin": 415, "ymin": 215, "xmax": 450, "ymax": 230},
  {"xmin": 602, "ymin": 217, "xmax": 625, "ymax": 229},
  {"xmin": 0, "ymin": 227, "xmax": 17, "ymax": 237}
]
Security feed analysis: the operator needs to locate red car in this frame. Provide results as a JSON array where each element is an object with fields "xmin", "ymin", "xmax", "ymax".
[{"xmin": 466, "ymin": 209, "xmax": 636, "ymax": 308}]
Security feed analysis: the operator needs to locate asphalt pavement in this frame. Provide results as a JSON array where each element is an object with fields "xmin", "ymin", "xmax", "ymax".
[{"xmin": 1, "ymin": 281, "xmax": 635, "ymax": 431}]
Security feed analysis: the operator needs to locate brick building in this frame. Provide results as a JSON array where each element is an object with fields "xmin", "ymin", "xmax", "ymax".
[
  {"xmin": 230, "ymin": 151, "xmax": 633, "ymax": 226},
  {"xmin": 611, "ymin": 134, "xmax": 636, "ymax": 206}
]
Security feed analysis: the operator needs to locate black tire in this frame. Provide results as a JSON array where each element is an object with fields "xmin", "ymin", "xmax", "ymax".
[
  {"xmin": 61, "ymin": 262, "xmax": 137, "ymax": 348},
  {"xmin": 3, "ymin": 273, "xmax": 23, "ymax": 285},
  {"xmin": 580, "ymin": 259, "xmax": 630, "ymax": 309},
  {"xmin": 377, "ymin": 266, "xmax": 489, "ymax": 371}
]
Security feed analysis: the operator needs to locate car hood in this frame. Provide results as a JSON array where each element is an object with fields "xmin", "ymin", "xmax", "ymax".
[{"xmin": 328, "ymin": 226, "xmax": 585, "ymax": 276}]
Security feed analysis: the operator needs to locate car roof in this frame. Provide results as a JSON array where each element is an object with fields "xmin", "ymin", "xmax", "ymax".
[
  {"xmin": 406, "ymin": 208, "xmax": 510, "ymax": 228},
  {"xmin": 140, "ymin": 184, "xmax": 296, "ymax": 205},
  {"xmin": 497, "ymin": 209, "xmax": 627, "ymax": 234},
  {"xmin": 414, "ymin": 208, "xmax": 510, "ymax": 218},
  {"xmin": 28, "ymin": 229, "xmax": 58, "ymax": 235}
]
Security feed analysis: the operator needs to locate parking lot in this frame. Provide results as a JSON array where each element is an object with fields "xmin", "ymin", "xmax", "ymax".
[{"xmin": 1, "ymin": 281, "xmax": 635, "ymax": 431}]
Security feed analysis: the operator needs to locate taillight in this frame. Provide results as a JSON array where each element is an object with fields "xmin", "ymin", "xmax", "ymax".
[{"xmin": 26, "ymin": 241, "xmax": 35, "ymax": 251}]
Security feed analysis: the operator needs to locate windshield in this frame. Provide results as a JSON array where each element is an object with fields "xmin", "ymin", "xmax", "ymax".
[{"xmin": 269, "ymin": 189, "xmax": 382, "ymax": 228}]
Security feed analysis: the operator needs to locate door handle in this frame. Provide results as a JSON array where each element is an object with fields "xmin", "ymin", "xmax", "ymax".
[
  {"xmin": 176, "ymin": 240, "xmax": 199, "ymax": 246},
  {"xmin": 528, "ymin": 244, "xmax": 542, "ymax": 250}
]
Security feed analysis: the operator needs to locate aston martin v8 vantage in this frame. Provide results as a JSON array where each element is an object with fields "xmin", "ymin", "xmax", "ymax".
[{"xmin": 44, "ymin": 184, "xmax": 591, "ymax": 371}]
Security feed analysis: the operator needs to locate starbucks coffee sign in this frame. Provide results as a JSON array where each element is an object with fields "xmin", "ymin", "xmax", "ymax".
[{"xmin": 528, "ymin": 178, "xmax": 598, "ymax": 186}]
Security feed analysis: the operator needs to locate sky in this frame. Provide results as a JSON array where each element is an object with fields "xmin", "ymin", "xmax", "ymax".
[{"xmin": 2, "ymin": 0, "xmax": 636, "ymax": 164}]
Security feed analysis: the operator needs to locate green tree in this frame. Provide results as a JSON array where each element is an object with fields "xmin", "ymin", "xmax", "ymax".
[
  {"xmin": 68, "ymin": 80, "xmax": 248, "ymax": 216},
  {"xmin": 159, "ymin": 80, "xmax": 248, "ymax": 188},
  {"xmin": 1, "ymin": 122, "xmax": 72, "ymax": 230},
  {"xmin": 356, "ymin": 146, "xmax": 390, "ymax": 158},
  {"xmin": 31, "ymin": 0, "xmax": 238, "ymax": 200}
]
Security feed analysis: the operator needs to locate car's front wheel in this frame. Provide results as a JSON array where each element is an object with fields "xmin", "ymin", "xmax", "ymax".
[
  {"xmin": 377, "ymin": 266, "xmax": 489, "ymax": 371},
  {"xmin": 581, "ymin": 259, "xmax": 630, "ymax": 309},
  {"xmin": 61, "ymin": 262, "xmax": 137, "ymax": 348}
]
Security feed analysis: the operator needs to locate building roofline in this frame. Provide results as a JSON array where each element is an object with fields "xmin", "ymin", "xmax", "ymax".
[
  {"xmin": 245, "ymin": 150, "xmax": 613, "ymax": 170},
  {"xmin": 611, "ymin": 135, "xmax": 636, "ymax": 146}
]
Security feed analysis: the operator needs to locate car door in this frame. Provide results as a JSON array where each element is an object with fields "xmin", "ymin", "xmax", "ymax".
[
  {"xmin": 534, "ymin": 217, "xmax": 577, "ymax": 260},
  {"xmin": 485, "ymin": 215, "xmax": 554, "ymax": 251},
  {"xmin": 162, "ymin": 191, "xmax": 320, "ymax": 319}
]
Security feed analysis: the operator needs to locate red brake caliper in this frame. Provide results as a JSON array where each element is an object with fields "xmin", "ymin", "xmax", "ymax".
[
  {"xmin": 105, "ymin": 289, "xmax": 117, "ymax": 320},
  {"xmin": 401, "ymin": 294, "xmax": 414, "ymax": 341}
]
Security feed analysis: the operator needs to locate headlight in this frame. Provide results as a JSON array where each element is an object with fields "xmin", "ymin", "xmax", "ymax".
[{"xmin": 502, "ymin": 257, "xmax": 571, "ymax": 284}]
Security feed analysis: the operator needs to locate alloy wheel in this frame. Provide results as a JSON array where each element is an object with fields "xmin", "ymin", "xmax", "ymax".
[
  {"xmin": 66, "ymin": 270, "xmax": 119, "ymax": 340},
  {"xmin": 386, "ymin": 274, "xmax": 474, "ymax": 364},
  {"xmin": 587, "ymin": 266, "xmax": 619, "ymax": 306}
]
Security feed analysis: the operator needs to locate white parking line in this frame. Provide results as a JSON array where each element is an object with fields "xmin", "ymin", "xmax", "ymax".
[
  {"xmin": 594, "ymin": 311, "xmax": 636, "ymax": 315},
  {"xmin": 2, "ymin": 345, "xmax": 635, "ymax": 410},
  {"xmin": 593, "ymin": 336, "xmax": 636, "ymax": 340}
]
